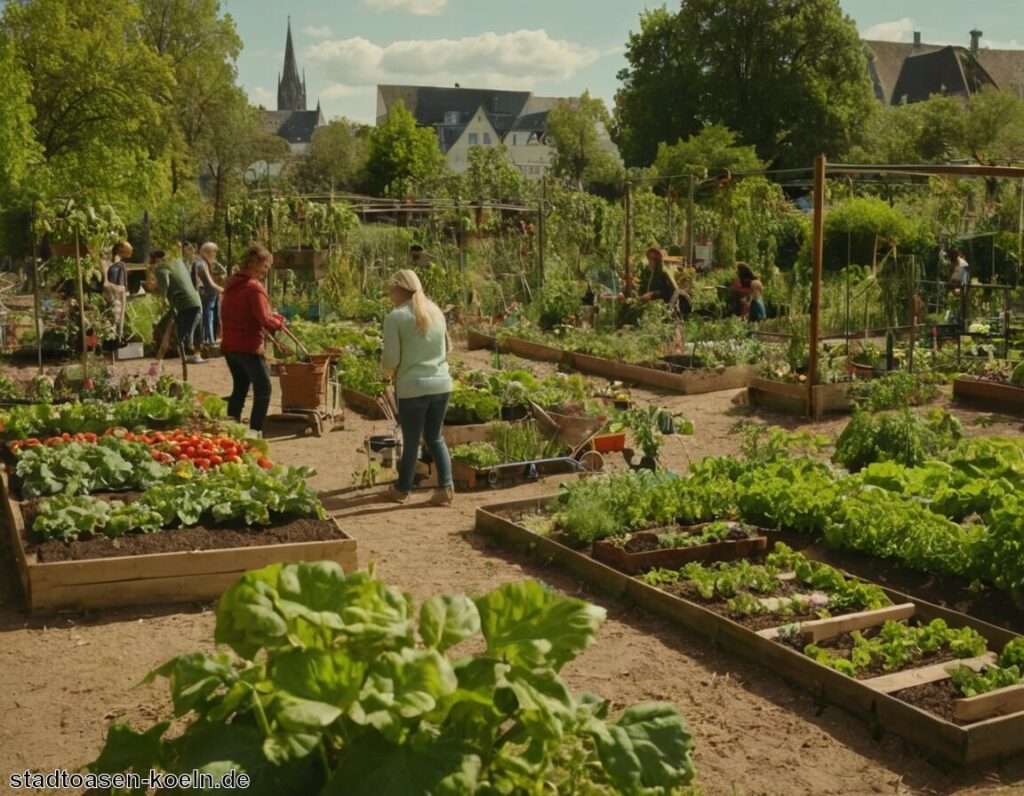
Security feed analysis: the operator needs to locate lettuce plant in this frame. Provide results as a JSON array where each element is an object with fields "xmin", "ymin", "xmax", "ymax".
[{"xmin": 87, "ymin": 564, "xmax": 695, "ymax": 795}]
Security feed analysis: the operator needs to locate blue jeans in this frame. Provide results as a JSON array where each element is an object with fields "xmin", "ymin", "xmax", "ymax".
[
  {"xmin": 201, "ymin": 294, "xmax": 219, "ymax": 344},
  {"xmin": 397, "ymin": 392, "xmax": 452, "ymax": 493},
  {"xmin": 225, "ymin": 352, "xmax": 272, "ymax": 431}
]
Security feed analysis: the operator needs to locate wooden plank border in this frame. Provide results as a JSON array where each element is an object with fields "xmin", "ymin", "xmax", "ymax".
[
  {"xmin": 341, "ymin": 387, "xmax": 386, "ymax": 419},
  {"xmin": 4, "ymin": 469, "xmax": 358, "ymax": 615},
  {"xmin": 475, "ymin": 497, "xmax": 1024, "ymax": 765},
  {"xmin": 748, "ymin": 377, "xmax": 853, "ymax": 420},
  {"xmin": 953, "ymin": 377, "xmax": 1024, "ymax": 416}
]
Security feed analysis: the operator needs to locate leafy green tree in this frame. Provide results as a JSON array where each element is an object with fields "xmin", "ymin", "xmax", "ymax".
[
  {"xmin": 0, "ymin": 32, "xmax": 41, "ymax": 204},
  {"xmin": 288, "ymin": 119, "xmax": 370, "ymax": 194},
  {"xmin": 852, "ymin": 95, "xmax": 964, "ymax": 164},
  {"xmin": 547, "ymin": 91, "xmax": 623, "ymax": 190},
  {"xmin": 653, "ymin": 124, "xmax": 764, "ymax": 189},
  {"xmin": 614, "ymin": 0, "xmax": 875, "ymax": 169},
  {"xmin": 137, "ymin": 0, "xmax": 245, "ymax": 197},
  {"xmin": 363, "ymin": 101, "xmax": 446, "ymax": 198},
  {"xmin": 2, "ymin": 0, "xmax": 177, "ymax": 209},
  {"xmin": 460, "ymin": 145, "xmax": 530, "ymax": 204},
  {"xmin": 962, "ymin": 88, "xmax": 1024, "ymax": 167}
]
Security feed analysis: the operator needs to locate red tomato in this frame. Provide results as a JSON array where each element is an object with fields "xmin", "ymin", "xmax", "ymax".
[
  {"xmin": 209, "ymin": 454, "xmax": 223, "ymax": 466},
  {"xmin": 225, "ymin": 454, "xmax": 240, "ymax": 464},
  {"xmin": 184, "ymin": 446, "xmax": 196, "ymax": 455},
  {"xmin": 195, "ymin": 458, "xmax": 211, "ymax": 469},
  {"xmin": 151, "ymin": 450, "xmax": 162, "ymax": 461},
  {"xmin": 257, "ymin": 458, "xmax": 273, "ymax": 469},
  {"xmin": 176, "ymin": 454, "xmax": 190, "ymax": 462}
]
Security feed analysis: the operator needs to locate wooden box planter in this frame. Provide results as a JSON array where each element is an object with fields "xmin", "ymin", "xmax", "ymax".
[
  {"xmin": 341, "ymin": 386, "xmax": 386, "ymax": 419},
  {"xmin": 475, "ymin": 496, "xmax": 1024, "ymax": 766},
  {"xmin": 272, "ymin": 249, "xmax": 330, "ymax": 279},
  {"xmin": 748, "ymin": 377, "xmax": 852, "ymax": 420},
  {"xmin": 3, "ymin": 470, "xmax": 357, "ymax": 615},
  {"xmin": 953, "ymin": 377, "xmax": 1024, "ymax": 416},
  {"xmin": 505, "ymin": 336, "xmax": 574, "ymax": 366},
  {"xmin": 573, "ymin": 352, "xmax": 757, "ymax": 395},
  {"xmin": 443, "ymin": 421, "xmax": 496, "ymax": 447},
  {"xmin": 592, "ymin": 528, "xmax": 768, "ymax": 575},
  {"xmin": 466, "ymin": 330, "xmax": 502, "ymax": 351}
]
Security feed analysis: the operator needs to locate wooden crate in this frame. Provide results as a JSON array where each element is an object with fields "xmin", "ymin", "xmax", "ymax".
[
  {"xmin": 341, "ymin": 386, "xmax": 387, "ymax": 419},
  {"xmin": 475, "ymin": 496, "xmax": 1024, "ymax": 766},
  {"xmin": 953, "ymin": 377, "xmax": 1024, "ymax": 416},
  {"xmin": 3, "ymin": 470, "xmax": 357, "ymax": 615},
  {"xmin": 748, "ymin": 377, "xmax": 852, "ymax": 420}
]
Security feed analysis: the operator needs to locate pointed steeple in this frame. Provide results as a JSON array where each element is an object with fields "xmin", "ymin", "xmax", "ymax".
[{"xmin": 277, "ymin": 17, "xmax": 307, "ymax": 111}]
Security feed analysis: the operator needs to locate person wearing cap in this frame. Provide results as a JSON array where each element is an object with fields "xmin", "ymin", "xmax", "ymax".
[{"xmin": 381, "ymin": 269, "xmax": 454, "ymax": 507}]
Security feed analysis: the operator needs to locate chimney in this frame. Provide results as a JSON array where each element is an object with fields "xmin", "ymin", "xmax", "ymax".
[
  {"xmin": 970, "ymin": 29, "xmax": 983, "ymax": 56},
  {"xmin": 913, "ymin": 31, "xmax": 921, "ymax": 47}
]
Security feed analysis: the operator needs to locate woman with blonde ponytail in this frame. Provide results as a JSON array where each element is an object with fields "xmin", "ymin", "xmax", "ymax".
[{"xmin": 381, "ymin": 269, "xmax": 455, "ymax": 505}]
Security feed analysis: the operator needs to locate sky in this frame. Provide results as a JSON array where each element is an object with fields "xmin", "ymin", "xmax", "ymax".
[{"xmin": 225, "ymin": 0, "xmax": 1024, "ymax": 124}]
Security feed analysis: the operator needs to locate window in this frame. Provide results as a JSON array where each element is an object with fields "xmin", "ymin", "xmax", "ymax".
[
  {"xmin": 444, "ymin": 111, "xmax": 459, "ymax": 125},
  {"xmin": 512, "ymin": 134, "xmax": 517, "ymax": 145},
  {"xmin": 468, "ymin": 133, "xmax": 478, "ymax": 145},
  {"xmin": 483, "ymin": 132, "xmax": 491, "ymax": 145}
]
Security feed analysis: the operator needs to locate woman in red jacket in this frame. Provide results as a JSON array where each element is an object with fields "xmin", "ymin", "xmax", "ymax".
[{"xmin": 220, "ymin": 244, "xmax": 284, "ymax": 438}]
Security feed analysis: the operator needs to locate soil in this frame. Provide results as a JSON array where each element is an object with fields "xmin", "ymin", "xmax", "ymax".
[
  {"xmin": 29, "ymin": 517, "xmax": 343, "ymax": 563},
  {"xmin": 1, "ymin": 346, "xmax": 1023, "ymax": 795},
  {"xmin": 894, "ymin": 679, "xmax": 965, "ymax": 726}
]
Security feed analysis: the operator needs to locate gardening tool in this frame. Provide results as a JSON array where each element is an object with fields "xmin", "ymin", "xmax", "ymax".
[{"xmin": 262, "ymin": 327, "xmax": 340, "ymax": 438}]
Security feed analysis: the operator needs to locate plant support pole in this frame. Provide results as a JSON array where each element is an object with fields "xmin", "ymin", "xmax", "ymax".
[
  {"xmin": 29, "ymin": 204, "xmax": 42, "ymax": 374},
  {"xmin": 74, "ymin": 229, "xmax": 88, "ymax": 380},
  {"xmin": 807, "ymin": 155, "xmax": 826, "ymax": 418},
  {"xmin": 537, "ymin": 175, "xmax": 546, "ymax": 287},
  {"xmin": 623, "ymin": 181, "xmax": 633, "ymax": 298},
  {"xmin": 686, "ymin": 175, "xmax": 695, "ymax": 267}
]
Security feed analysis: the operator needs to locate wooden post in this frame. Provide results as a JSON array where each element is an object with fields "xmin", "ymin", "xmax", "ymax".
[
  {"xmin": 686, "ymin": 175, "xmax": 695, "ymax": 267},
  {"xmin": 807, "ymin": 155, "xmax": 826, "ymax": 418},
  {"xmin": 907, "ymin": 255, "xmax": 917, "ymax": 373},
  {"xmin": 74, "ymin": 229, "xmax": 89, "ymax": 380},
  {"xmin": 623, "ymin": 181, "xmax": 633, "ymax": 298},
  {"xmin": 1018, "ymin": 179, "xmax": 1023, "ymax": 288},
  {"xmin": 29, "ymin": 204, "xmax": 42, "ymax": 374},
  {"xmin": 537, "ymin": 174, "xmax": 546, "ymax": 286},
  {"xmin": 226, "ymin": 204, "xmax": 233, "ymax": 274}
]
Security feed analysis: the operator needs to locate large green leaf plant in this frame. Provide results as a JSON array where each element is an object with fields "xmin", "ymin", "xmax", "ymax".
[{"xmin": 88, "ymin": 564, "xmax": 695, "ymax": 795}]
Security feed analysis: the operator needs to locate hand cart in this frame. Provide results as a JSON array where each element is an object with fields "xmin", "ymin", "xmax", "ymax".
[{"xmin": 264, "ymin": 326, "xmax": 342, "ymax": 438}]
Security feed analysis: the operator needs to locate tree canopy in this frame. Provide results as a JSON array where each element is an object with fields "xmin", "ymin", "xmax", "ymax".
[
  {"xmin": 289, "ymin": 119, "xmax": 370, "ymax": 194},
  {"xmin": 363, "ymin": 101, "xmax": 447, "ymax": 198},
  {"xmin": 614, "ymin": 0, "xmax": 875, "ymax": 169},
  {"xmin": 547, "ymin": 92, "xmax": 624, "ymax": 190}
]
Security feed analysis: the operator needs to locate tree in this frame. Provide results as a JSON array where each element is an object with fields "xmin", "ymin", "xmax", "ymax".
[
  {"xmin": 653, "ymin": 124, "xmax": 764, "ymax": 188},
  {"xmin": 2, "ymin": 0, "xmax": 177, "ymax": 209},
  {"xmin": 363, "ymin": 101, "xmax": 446, "ymax": 198},
  {"xmin": 137, "ymin": 0, "xmax": 245, "ymax": 195},
  {"xmin": 460, "ymin": 145, "xmax": 529, "ymax": 204},
  {"xmin": 547, "ymin": 91, "xmax": 624, "ymax": 190},
  {"xmin": 852, "ymin": 95, "xmax": 964, "ymax": 164},
  {"xmin": 614, "ymin": 0, "xmax": 875, "ymax": 169},
  {"xmin": 288, "ymin": 119, "xmax": 370, "ymax": 194},
  {"xmin": 0, "ymin": 31, "xmax": 41, "ymax": 204}
]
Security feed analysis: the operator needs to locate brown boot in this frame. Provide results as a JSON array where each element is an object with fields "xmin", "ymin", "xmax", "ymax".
[{"xmin": 428, "ymin": 486, "xmax": 455, "ymax": 506}]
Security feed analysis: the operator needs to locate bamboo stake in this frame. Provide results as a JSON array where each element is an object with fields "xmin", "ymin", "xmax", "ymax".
[
  {"xmin": 74, "ymin": 229, "xmax": 88, "ymax": 380},
  {"xmin": 807, "ymin": 155, "xmax": 826, "ymax": 418}
]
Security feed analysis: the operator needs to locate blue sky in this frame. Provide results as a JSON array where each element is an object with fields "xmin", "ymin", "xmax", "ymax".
[{"xmin": 226, "ymin": 0, "xmax": 1024, "ymax": 124}]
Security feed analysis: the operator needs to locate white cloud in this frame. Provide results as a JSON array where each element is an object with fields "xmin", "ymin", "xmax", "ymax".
[
  {"xmin": 249, "ymin": 86, "xmax": 275, "ymax": 108},
  {"xmin": 303, "ymin": 25, "xmax": 332, "ymax": 39},
  {"xmin": 363, "ymin": 0, "xmax": 447, "ymax": 15},
  {"xmin": 321, "ymin": 83, "xmax": 374, "ymax": 99},
  {"xmin": 983, "ymin": 38, "xmax": 1024, "ymax": 50},
  {"xmin": 862, "ymin": 18, "xmax": 914, "ymax": 42},
  {"xmin": 307, "ymin": 29, "xmax": 600, "ymax": 89}
]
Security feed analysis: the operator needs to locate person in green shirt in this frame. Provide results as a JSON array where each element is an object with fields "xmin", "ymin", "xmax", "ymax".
[{"xmin": 153, "ymin": 251, "xmax": 204, "ymax": 364}]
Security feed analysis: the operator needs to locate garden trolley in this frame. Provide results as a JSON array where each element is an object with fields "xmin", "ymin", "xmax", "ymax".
[{"xmin": 265, "ymin": 327, "xmax": 342, "ymax": 437}]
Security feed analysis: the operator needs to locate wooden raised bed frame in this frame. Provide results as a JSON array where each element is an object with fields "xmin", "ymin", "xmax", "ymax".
[
  {"xmin": 592, "ymin": 531, "xmax": 767, "ymax": 574},
  {"xmin": 3, "ymin": 470, "xmax": 358, "ymax": 615},
  {"xmin": 748, "ymin": 377, "xmax": 853, "ymax": 420},
  {"xmin": 953, "ymin": 377, "xmax": 1024, "ymax": 416},
  {"xmin": 475, "ymin": 495, "xmax": 1024, "ymax": 765},
  {"xmin": 465, "ymin": 330, "xmax": 756, "ymax": 395},
  {"xmin": 341, "ymin": 386, "xmax": 387, "ymax": 419}
]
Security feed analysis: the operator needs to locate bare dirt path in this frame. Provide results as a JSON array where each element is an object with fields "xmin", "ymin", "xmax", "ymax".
[{"xmin": 0, "ymin": 347, "xmax": 1022, "ymax": 796}]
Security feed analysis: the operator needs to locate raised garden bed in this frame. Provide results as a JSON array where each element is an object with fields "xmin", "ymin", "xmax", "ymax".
[
  {"xmin": 466, "ymin": 329, "xmax": 502, "ymax": 352},
  {"xmin": 953, "ymin": 377, "xmax": 1024, "ymax": 416},
  {"xmin": 475, "ymin": 495, "xmax": 1024, "ymax": 765},
  {"xmin": 340, "ymin": 386, "xmax": 386, "ymax": 419},
  {"xmin": 591, "ymin": 523, "xmax": 768, "ymax": 574},
  {"xmin": 2, "ymin": 465, "xmax": 357, "ymax": 615},
  {"xmin": 747, "ymin": 377, "xmax": 853, "ymax": 420}
]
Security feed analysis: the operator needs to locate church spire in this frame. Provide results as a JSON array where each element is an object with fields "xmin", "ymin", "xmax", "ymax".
[{"xmin": 277, "ymin": 17, "xmax": 307, "ymax": 111}]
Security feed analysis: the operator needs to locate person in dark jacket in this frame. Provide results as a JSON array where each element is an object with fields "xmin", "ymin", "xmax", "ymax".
[
  {"xmin": 220, "ymin": 244, "xmax": 284, "ymax": 437},
  {"xmin": 639, "ymin": 247, "xmax": 678, "ymax": 305},
  {"xmin": 154, "ymin": 252, "xmax": 203, "ymax": 364}
]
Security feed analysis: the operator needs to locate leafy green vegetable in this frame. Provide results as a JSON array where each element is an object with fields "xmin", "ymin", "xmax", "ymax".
[
  {"xmin": 450, "ymin": 442, "xmax": 503, "ymax": 469},
  {"xmin": 87, "ymin": 565, "xmax": 696, "ymax": 795},
  {"xmin": 833, "ymin": 407, "xmax": 963, "ymax": 472}
]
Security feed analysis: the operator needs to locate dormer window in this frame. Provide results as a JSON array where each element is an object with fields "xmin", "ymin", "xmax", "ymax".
[{"xmin": 444, "ymin": 111, "xmax": 459, "ymax": 125}]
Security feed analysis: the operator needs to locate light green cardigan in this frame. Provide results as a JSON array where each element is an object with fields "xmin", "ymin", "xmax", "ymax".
[{"xmin": 381, "ymin": 301, "xmax": 452, "ymax": 399}]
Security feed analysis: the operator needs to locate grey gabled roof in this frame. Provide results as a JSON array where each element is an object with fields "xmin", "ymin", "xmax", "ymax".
[
  {"xmin": 865, "ymin": 39, "xmax": 1024, "ymax": 104},
  {"xmin": 263, "ymin": 109, "xmax": 324, "ymax": 144},
  {"xmin": 379, "ymin": 85, "xmax": 538, "ymax": 133}
]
